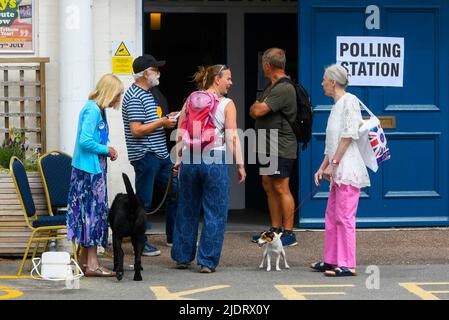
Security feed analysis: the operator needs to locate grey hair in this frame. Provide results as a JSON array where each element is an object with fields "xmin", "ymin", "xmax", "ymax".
[
  {"xmin": 324, "ymin": 64, "xmax": 349, "ymax": 89},
  {"xmin": 133, "ymin": 70, "xmax": 145, "ymax": 80},
  {"xmin": 262, "ymin": 48, "xmax": 286, "ymax": 70},
  {"xmin": 133, "ymin": 66, "xmax": 153, "ymax": 80}
]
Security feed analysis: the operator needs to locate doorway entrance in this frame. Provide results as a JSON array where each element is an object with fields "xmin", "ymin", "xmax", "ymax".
[
  {"xmin": 143, "ymin": 3, "xmax": 298, "ymax": 230},
  {"xmin": 244, "ymin": 13, "xmax": 299, "ymax": 222},
  {"xmin": 144, "ymin": 13, "xmax": 227, "ymax": 112}
]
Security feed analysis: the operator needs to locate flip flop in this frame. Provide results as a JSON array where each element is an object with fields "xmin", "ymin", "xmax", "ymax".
[
  {"xmin": 324, "ymin": 267, "xmax": 357, "ymax": 277},
  {"xmin": 310, "ymin": 261, "xmax": 334, "ymax": 272}
]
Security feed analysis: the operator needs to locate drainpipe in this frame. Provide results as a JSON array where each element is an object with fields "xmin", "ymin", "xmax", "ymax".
[{"xmin": 59, "ymin": 0, "xmax": 94, "ymax": 155}]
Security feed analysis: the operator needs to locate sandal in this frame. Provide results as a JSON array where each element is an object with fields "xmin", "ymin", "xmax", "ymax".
[
  {"xmin": 324, "ymin": 267, "xmax": 357, "ymax": 277},
  {"xmin": 176, "ymin": 262, "xmax": 190, "ymax": 270},
  {"xmin": 310, "ymin": 261, "xmax": 334, "ymax": 272},
  {"xmin": 199, "ymin": 265, "xmax": 215, "ymax": 274},
  {"xmin": 84, "ymin": 266, "xmax": 116, "ymax": 277}
]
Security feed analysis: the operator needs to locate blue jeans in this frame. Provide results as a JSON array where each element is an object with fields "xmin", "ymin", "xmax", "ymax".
[
  {"xmin": 171, "ymin": 151, "xmax": 230, "ymax": 270},
  {"xmin": 131, "ymin": 151, "xmax": 178, "ymax": 243}
]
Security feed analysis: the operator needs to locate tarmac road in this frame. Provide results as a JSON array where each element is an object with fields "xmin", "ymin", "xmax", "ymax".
[{"xmin": 1, "ymin": 230, "xmax": 449, "ymax": 301}]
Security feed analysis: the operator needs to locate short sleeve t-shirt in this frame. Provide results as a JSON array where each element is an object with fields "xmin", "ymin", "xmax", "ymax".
[
  {"xmin": 122, "ymin": 84, "xmax": 169, "ymax": 162},
  {"xmin": 255, "ymin": 80, "xmax": 298, "ymax": 159}
]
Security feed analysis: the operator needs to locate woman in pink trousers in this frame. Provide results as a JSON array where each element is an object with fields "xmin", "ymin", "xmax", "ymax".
[{"xmin": 311, "ymin": 64, "xmax": 370, "ymax": 277}]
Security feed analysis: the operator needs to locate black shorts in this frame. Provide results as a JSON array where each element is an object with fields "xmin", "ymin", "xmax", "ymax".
[{"xmin": 258, "ymin": 156, "xmax": 296, "ymax": 177}]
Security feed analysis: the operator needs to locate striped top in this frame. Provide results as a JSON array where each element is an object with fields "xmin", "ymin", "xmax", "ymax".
[{"xmin": 122, "ymin": 84, "xmax": 169, "ymax": 161}]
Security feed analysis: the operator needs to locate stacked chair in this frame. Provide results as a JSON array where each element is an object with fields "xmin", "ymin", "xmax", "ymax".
[{"xmin": 10, "ymin": 150, "xmax": 77, "ymax": 276}]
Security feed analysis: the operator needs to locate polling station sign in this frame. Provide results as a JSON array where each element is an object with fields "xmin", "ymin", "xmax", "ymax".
[
  {"xmin": 337, "ymin": 37, "xmax": 404, "ymax": 87},
  {"xmin": 0, "ymin": 0, "xmax": 34, "ymax": 53}
]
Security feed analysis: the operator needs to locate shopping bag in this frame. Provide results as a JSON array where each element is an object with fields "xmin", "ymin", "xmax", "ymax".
[
  {"xmin": 31, "ymin": 251, "xmax": 83, "ymax": 289},
  {"xmin": 356, "ymin": 99, "xmax": 391, "ymax": 172}
]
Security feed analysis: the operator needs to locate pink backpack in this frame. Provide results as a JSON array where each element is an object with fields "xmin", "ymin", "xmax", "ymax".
[{"xmin": 180, "ymin": 91, "xmax": 220, "ymax": 150}]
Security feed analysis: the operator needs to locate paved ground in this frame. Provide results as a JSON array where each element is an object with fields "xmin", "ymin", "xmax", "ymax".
[{"xmin": 1, "ymin": 229, "xmax": 449, "ymax": 302}]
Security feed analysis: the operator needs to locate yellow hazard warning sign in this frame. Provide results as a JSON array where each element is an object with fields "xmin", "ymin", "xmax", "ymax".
[
  {"xmin": 112, "ymin": 56, "xmax": 133, "ymax": 74},
  {"xmin": 112, "ymin": 41, "xmax": 133, "ymax": 74},
  {"xmin": 114, "ymin": 42, "xmax": 131, "ymax": 56}
]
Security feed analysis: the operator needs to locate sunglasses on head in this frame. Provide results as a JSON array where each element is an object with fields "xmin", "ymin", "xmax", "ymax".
[{"xmin": 217, "ymin": 64, "xmax": 227, "ymax": 74}]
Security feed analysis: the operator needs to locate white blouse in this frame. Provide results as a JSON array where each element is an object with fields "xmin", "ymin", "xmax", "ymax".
[{"xmin": 324, "ymin": 92, "xmax": 371, "ymax": 189}]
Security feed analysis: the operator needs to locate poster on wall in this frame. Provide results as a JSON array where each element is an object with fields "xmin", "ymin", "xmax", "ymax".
[
  {"xmin": 336, "ymin": 36, "xmax": 404, "ymax": 87},
  {"xmin": 0, "ymin": 0, "xmax": 34, "ymax": 53}
]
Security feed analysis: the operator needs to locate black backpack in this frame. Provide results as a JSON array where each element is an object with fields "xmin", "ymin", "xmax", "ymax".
[{"xmin": 272, "ymin": 77, "xmax": 313, "ymax": 151}]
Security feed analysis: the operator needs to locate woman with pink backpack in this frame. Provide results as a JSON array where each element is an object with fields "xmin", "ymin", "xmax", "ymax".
[{"xmin": 171, "ymin": 64, "xmax": 246, "ymax": 273}]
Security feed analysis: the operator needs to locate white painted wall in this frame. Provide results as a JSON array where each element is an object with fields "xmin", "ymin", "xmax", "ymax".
[
  {"xmin": 36, "ymin": 0, "xmax": 60, "ymax": 151},
  {"xmin": 99, "ymin": 0, "xmax": 141, "ymax": 199}
]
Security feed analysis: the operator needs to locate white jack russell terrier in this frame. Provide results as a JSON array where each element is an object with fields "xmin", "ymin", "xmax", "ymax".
[{"xmin": 257, "ymin": 231, "xmax": 290, "ymax": 271}]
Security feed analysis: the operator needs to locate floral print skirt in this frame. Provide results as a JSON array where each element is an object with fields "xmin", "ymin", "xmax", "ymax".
[{"xmin": 66, "ymin": 156, "xmax": 109, "ymax": 248}]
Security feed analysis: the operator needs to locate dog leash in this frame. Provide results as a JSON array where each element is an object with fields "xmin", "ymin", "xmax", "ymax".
[
  {"xmin": 147, "ymin": 176, "xmax": 319, "ymax": 216},
  {"xmin": 146, "ymin": 172, "xmax": 178, "ymax": 215},
  {"xmin": 292, "ymin": 183, "xmax": 321, "ymax": 214}
]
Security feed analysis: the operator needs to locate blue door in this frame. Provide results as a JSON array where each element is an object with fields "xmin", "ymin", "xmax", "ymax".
[{"xmin": 299, "ymin": 0, "xmax": 449, "ymax": 227}]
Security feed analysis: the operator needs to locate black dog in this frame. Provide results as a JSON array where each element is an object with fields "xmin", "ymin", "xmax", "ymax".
[{"xmin": 109, "ymin": 173, "xmax": 147, "ymax": 281}]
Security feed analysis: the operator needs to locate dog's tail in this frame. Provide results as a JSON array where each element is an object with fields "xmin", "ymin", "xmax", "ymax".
[{"xmin": 122, "ymin": 172, "xmax": 136, "ymax": 202}]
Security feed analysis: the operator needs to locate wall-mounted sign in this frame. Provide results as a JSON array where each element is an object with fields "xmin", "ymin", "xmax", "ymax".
[
  {"xmin": 112, "ymin": 41, "xmax": 133, "ymax": 74},
  {"xmin": 336, "ymin": 36, "xmax": 404, "ymax": 87},
  {"xmin": 0, "ymin": 0, "xmax": 34, "ymax": 53}
]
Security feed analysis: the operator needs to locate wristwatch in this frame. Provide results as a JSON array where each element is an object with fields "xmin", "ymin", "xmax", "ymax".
[{"xmin": 331, "ymin": 158, "xmax": 340, "ymax": 166}]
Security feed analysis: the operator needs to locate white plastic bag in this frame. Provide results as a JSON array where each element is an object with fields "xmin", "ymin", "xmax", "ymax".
[{"xmin": 356, "ymin": 100, "xmax": 391, "ymax": 172}]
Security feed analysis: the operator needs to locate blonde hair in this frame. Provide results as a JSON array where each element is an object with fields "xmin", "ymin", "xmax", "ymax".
[
  {"xmin": 192, "ymin": 64, "xmax": 229, "ymax": 90},
  {"xmin": 88, "ymin": 74, "xmax": 124, "ymax": 109},
  {"xmin": 324, "ymin": 64, "xmax": 349, "ymax": 89}
]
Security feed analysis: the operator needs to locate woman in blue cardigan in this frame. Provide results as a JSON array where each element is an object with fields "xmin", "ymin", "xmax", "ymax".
[{"xmin": 67, "ymin": 74, "xmax": 124, "ymax": 277}]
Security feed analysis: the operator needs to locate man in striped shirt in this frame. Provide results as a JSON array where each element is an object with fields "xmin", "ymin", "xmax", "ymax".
[{"xmin": 122, "ymin": 54, "xmax": 178, "ymax": 256}]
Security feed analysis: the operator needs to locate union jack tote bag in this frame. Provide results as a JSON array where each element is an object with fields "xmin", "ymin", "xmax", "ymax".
[{"xmin": 356, "ymin": 99, "xmax": 391, "ymax": 173}]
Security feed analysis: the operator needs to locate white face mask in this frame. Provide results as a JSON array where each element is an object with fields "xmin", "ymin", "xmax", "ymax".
[{"xmin": 146, "ymin": 74, "xmax": 160, "ymax": 87}]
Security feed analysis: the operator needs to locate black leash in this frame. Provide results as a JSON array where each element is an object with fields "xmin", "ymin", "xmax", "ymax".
[{"xmin": 293, "ymin": 183, "xmax": 321, "ymax": 214}]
